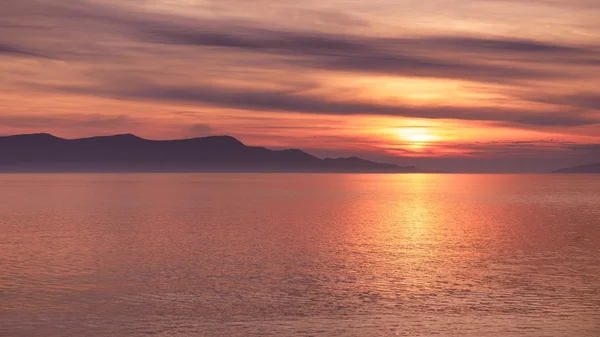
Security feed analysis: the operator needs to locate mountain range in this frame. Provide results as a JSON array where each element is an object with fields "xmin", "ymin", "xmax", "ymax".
[{"xmin": 0, "ymin": 133, "xmax": 417, "ymax": 173}]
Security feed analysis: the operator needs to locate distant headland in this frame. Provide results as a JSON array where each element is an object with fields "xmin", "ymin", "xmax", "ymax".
[{"xmin": 553, "ymin": 163, "xmax": 600, "ymax": 174}]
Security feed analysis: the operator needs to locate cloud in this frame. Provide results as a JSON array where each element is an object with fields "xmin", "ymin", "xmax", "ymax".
[
  {"xmin": 3, "ymin": 0, "xmax": 598, "ymax": 84},
  {"xmin": 525, "ymin": 93, "xmax": 600, "ymax": 110},
  {"xmin": 419, "ymin": 36, "xmax": 588, "ymax": 54},
  {"xmin": 0, "ymin": 43, "xmax": 47, "ymax": 58},
  {"xmin": 110, "ymin": 83, "xmax": 599, "ymax": 127},
  {"xmin": 144, "ymin": 26, "xmax": 596, "ymax": 59},
  {"xmin": 38, "ymin": 80, "xmax": 595, "ymax": 127},
  {"xmin": 562, "ymin": 143, "xmax": 600, "ymax": 154},
  {"xmin": 435, "ymin": 140, "xmax": 593, "ymax": 156},
  {"xmin": 140, "ymin": 24, "xmax": 597, "ymax": 83},
  {"xmin": 187, "ymin": 123, "xmax": 214, "ymax": 135}
]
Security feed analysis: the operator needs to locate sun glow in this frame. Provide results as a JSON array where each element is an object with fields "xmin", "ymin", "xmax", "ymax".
[{"xmin": 395, "ymin": 127, "xmax": 438, "ymax": 143}]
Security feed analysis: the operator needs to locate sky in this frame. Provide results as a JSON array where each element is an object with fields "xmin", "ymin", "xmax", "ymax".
[{"xmin": 1, "ymin": 0, "xmax": 599, "ymax": 172}]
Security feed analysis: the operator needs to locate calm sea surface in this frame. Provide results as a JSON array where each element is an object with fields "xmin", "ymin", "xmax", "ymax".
[{"xmin": 1, "ymin": 174, "xmax": 599, "ymax": 336}]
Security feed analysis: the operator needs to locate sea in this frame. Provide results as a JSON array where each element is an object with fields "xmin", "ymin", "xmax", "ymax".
[{"xmin": 1, "ymin": 174, "xmax": 599, "ymax": 336}]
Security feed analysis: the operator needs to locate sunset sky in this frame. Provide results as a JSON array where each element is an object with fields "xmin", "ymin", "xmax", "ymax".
[{"xmin": 1, "ymin": 0, "xmax": 599, "ymax": 172}]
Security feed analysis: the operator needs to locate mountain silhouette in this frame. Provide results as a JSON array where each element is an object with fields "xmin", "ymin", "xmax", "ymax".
[
  {"xmin": 0, "ymin": 133, "xmax": 417, "ymax": 173},
  {"xmin": 552, "ymin": 163, "xmax": 600, "ymax": 173}
]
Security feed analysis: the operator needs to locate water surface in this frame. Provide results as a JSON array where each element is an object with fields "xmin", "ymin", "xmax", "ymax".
[{"xmin": 1, "ymin": 174, "xmax": 599, "ymax": 336}]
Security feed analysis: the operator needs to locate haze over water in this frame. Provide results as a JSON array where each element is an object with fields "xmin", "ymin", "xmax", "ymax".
[{"xmin": 1, "ymin": 174, "xmax": 599, "ymax": 336}]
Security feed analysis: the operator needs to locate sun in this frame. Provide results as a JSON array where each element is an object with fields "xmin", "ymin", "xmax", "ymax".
[{"xmin": 395, "ymin": 127, "xmax": 438, "ymax": 143}]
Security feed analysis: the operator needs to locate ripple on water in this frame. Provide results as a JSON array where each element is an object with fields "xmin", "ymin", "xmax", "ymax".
[{"xmin": 1, "ymin": 174, "xmax": 599, "ymax": 336}]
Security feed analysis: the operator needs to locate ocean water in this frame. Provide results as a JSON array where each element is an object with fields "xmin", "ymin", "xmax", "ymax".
[{"xmin": 0, "ymin": 174, "xmax": 599, "ymax": 336}]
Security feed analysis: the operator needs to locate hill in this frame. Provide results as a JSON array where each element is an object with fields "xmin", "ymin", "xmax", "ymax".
[{"xmin": 0, "ymin": 133, "xmax": 417, "ymax": 173}]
